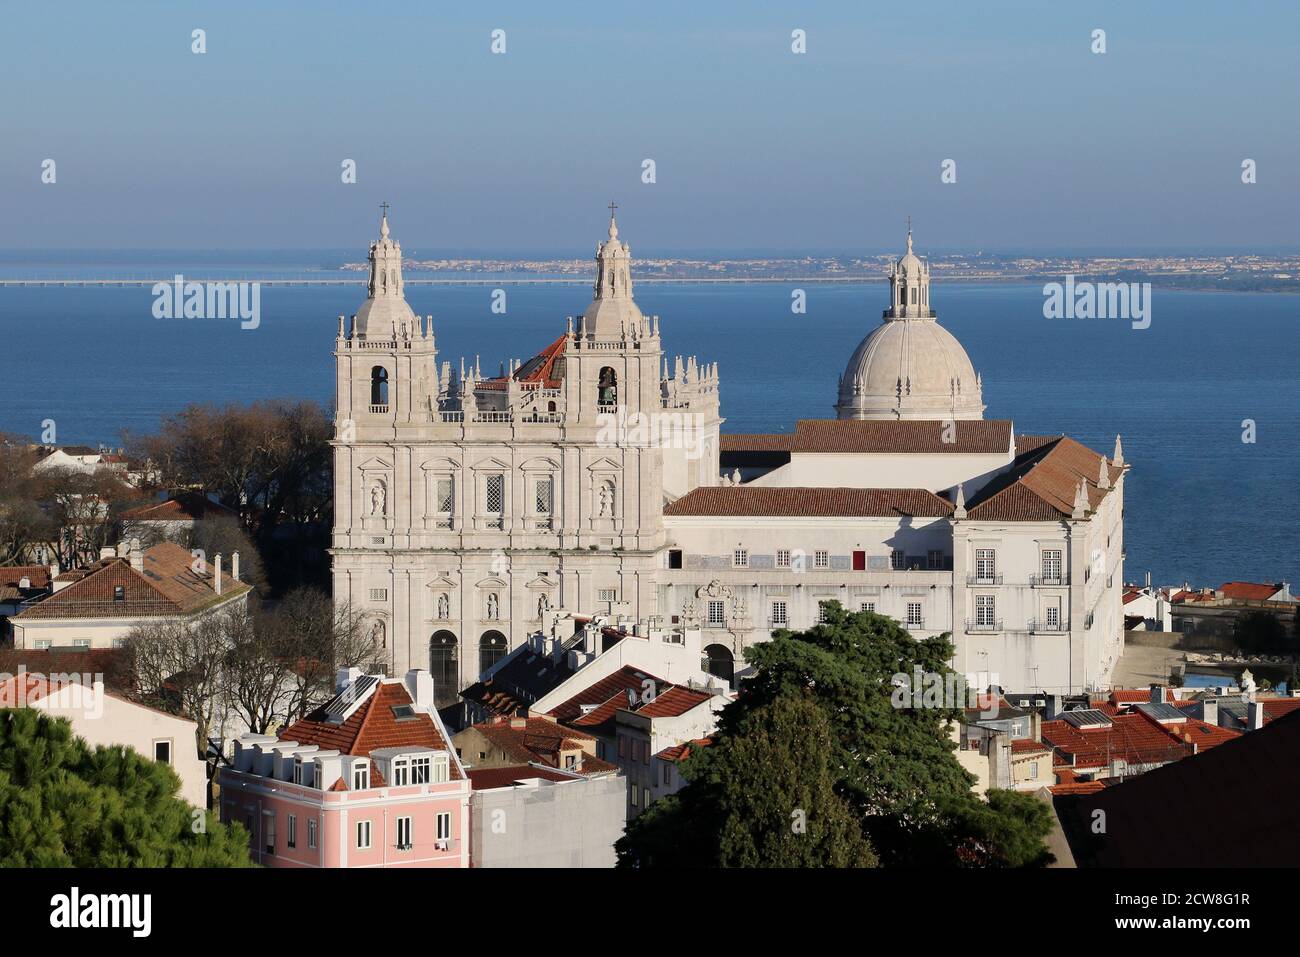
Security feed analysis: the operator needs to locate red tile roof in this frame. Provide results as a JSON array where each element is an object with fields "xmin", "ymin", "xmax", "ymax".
[
  {"xmin": 965, "ymin": 435, "xmax": 1116, "ymax": 522},
  {"xmin": 655, "ymin": 738, "xmax": 712, "ymax": 763},
  {"xmin": 545, "ymin": 665, "xmax": 665, "ymax": 724},
  {"xmin": 0, "ymin": 565, "xmax": 52, "ymax": 590},
  {"xmin": 15, "ymin": 541, "xmax": 250, "ymax": 620},
  {"xmin": 469, "ymin": 717, "xmax": 614, "ymax": 775},
  {"xmin": 1263, "ymin": 698, "xmax": 1300, "ymax": 723},
  {"xmin": 1218, "ymin": 581, "xmax": 1284, "ymax": 601},
  {"xmin": 120, "ymin": 491, "xmax": 238, "ymax": 522},
  {"xmin": 1109, "ymin": 688, "xmax": 1179, "ymax": 706},
  {"xmin": 467, "ymin": 765, "xmax": 579, "ymax": 789},
  {"xmin": 720, "ymin": 419, "xmax": 1013, "ymax": 455},
  {"xmin": 1010, "ymin": 738, "xmax": 1051, "ymax": 756},
  {"xmin": 279, "ymin": 680, "xmax": 462, "ymax": 780},
  {"xmin": 665, "ymin": 486, "xmax": 954, "ymax": 518},
  {"xmin": 478, "ymin": 335, "xmax": 568, "ymax": 391},
  {"xmin": 636, "ymin": 685, "xmax": 715, "ymax": 718},
  {"xmin": 1040, "ymin": 712, "xmax": 1193, "ymax": 771}
]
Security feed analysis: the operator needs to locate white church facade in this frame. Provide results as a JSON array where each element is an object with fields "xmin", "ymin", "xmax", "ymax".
[{"xmin": 331, "ymin": 210, "xmax": 1125, "ymax": 702}]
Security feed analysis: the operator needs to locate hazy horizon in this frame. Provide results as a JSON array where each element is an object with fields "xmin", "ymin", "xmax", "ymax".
[{"xmin": 3, "ymin": 0, "xmax": 1298, "ymax": 252}]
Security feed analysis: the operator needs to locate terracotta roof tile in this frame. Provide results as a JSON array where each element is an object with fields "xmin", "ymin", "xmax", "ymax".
[
  {"xmin": 279, "ymin": 680, "xmax": 462, "ymax": 780},
  {"xmin": 0, "ymin": 566, "xmax": 52, "ymax": 589},
  {"xmin": 965, "ymin": 435, "xmax": 1117, "ymax": 522},
  {"xmin": 721, "ymin": 419, "xmax": 1013, "ymax": 455},
  {"xmin": 1218, "ymin": 581, "xmax": 1284, "ymax": 601},
  {"xmin": 120, "ymin": 492, "xmax": 238, "ymax": 522},
  {"xmin": 655, "ymin": 738, "xmax": 712, "ymax": 763},
  {"xmin": 665, "ymin": 486, "xmax": 954, "ymax": 518},
  {"xmin": 15, "ymin": 541, "xmax": 250, "ymax": 620}
]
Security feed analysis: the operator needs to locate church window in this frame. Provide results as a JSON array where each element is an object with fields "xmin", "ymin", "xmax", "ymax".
[
  {"xmin": 370, "ymin": 366, "xmax": 389, "ymax": 408},
  {"xmin": 907, "ymin": 603, "xmax": 924, "ymax": 627},
  {"xmin": 534, "ymin": 477, "xmax": 553, "ymax": 514},
  {"xmin": 776, "ymin": 549, "xmax": 791, "ymax": 568},
  {"xmin": 435, "ymin": 478, "xmax": 454, "ymax": 528},
  {"xmin": 771, "ymin": 601, "xmax": 788, "ymax": 626},
  {"xmin": 814, "ymin": 550, "xmax": 829, "ymax": 568},
  {"xmin": 890, "ymin": 549, "xmax": 905, "ymax": 570},
  {"xmin": 485, "ymin": 474, "xmax": 504, "ymax": 520},
  {"xmin": 976, "ymin": 595, "xmax": 997, "ymax": 628},
  {"xmin": 860, "ymin": 602, "xmax": 875, "ymax": 613},
  {"xmin": 975, "ymin": 548, "xmax": 997, "ymax": 581},
  {"xmin": 732, "ymin": 549, "xmax": 748, "ymax": 568},
  {"xmin": 817, "ymin": 601, "xmax": 830, "ymax": 623},
  {"xmin": 927, "ymin": 549, "xmax": 944, "ymax": 569},
  {"xmin": 369, "ymin": 588, "xmax": 387, "ymax": 601},
  {"xmin": 598, "ymin": 588, "xmax": 618, "ymax": 603}
]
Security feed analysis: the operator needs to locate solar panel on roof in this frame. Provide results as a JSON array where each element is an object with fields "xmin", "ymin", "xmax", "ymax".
[
  {"xmin": 1136, "ymin": 702, "xmax": 1187, "ymax": 724},
  {"xmin": 321, "ymin": 675, "xmax": 378, "ymax": 721},
  {"xmin": 1063, "ymin": 709, "xmax": 1113, "ymax": 729}
]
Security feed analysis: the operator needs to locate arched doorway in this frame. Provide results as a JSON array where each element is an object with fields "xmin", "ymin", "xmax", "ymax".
[
  {"xmin": 429, "ymin": 631, "xmax": 458, "ymax": 707},
  {"xmin": 479, "ymin": 631, "xmax": 507, "ymax": 677},
  {"xmin": 704, "ymin": 643, "xmax": 735, "ymax": 687}
]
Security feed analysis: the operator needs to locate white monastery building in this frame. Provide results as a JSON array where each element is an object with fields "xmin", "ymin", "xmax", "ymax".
[{"xmin": 331, "ymin": 210, "xmax": 1126, "ymax": 701}]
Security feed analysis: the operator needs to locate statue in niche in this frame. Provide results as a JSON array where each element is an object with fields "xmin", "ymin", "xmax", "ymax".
[
  {"xmin": 486, "ymin": 592, "xmax": 499, "ymax": 620},
  {"xmin": 598, "ymin": 480, "xmax": 615, "ymax": 517},
  {"xmin": 436, "ymin": 592, "xmax": 450, "ymax": 619},
  {"xmin": 537, "ymin": 593, "xmax": 550, "ymax": 619},
  {"xmin": 370, "ymin": 619, "xmax": 386, "ymax": 648},
  {"xmin": 370, "ymin": 479, "xmax": 386, "ymax": 516}
]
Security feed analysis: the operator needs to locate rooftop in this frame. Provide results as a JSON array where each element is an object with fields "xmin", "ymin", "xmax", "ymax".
[
  {"xmin": 665, "ymin": 486, "xmax": 954, "ymax": 519},
  {"xmin": 720, "ymin": 418, "xmax": 1013, "ymax": 455},
  {"xmin": 14, "ymin": 541, "xmax": 250, "ymax": 621}
]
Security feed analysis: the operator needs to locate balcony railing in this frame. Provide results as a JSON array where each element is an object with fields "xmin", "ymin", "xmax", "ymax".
[
  {"xmin": 967, "ymin": 574, "xmax": 1003, "ymax": 585},
  {"xmin": 1028, "ymin": 618, "xmax": 1070, "ymax": 633},
  {"xmin": 1029, "ymin": 574, "xmax": 1069, "ymax": 586},
  {"xmin": 965, "ymin": 618, "xmax": 1003, "ymax": 633},
  {"xmin": 368, "ymin": 404, "xmax": 389, "ymax": 414}
]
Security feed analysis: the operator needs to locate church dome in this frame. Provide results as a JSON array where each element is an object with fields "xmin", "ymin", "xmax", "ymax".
[{"xmin": 835, "ymin": 227, "xmax": 984, "ymax": 420}]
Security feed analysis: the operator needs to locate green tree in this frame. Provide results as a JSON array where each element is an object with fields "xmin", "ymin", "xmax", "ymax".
[
  {"xmin": 618, "ymin": 694, "xmax": 876, "ymax": 868},
  {"xmin": 617, "ymin": 604, "xmax": 1054, "ymax": 867},
  {"xmin": 0, "ymin": 709, "xmax": 252, "ymax": 867}
]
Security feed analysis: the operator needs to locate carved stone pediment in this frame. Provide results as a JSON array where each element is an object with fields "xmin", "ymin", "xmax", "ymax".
[{"xmin": 696, "ymin": 580, "xmax": 734, "ymax": 600}]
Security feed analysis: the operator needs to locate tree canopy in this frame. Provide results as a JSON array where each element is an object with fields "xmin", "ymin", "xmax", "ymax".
[
  {"xmin": 0, "ymin": 708, "xmax": 252, "ymax": 867},
  {"xmin": 616, "ymin": 603, "xmax": 1054, "ymax": 868}
]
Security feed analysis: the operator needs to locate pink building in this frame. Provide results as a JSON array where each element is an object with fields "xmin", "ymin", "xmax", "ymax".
[{"xmin": 218, "ymin": 669, "xmax": 470, "ymax": 868}]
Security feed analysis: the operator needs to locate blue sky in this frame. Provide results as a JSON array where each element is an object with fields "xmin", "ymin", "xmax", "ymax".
[{"xmin": 2, "ymin": 0, "xmax": 1297, "ymax": 253}]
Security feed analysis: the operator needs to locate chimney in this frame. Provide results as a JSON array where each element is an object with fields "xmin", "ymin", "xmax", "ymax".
[
  {"xmin": 232, "ymin": 551, "xmax": 240, "ymax": 582},
  {"xmin": 510, "ymin": 716, "xmax": 528, "ymax": 729},
  {"xmin": 1149, "ymin": 683, "xmax": 1164, "ymax": 705},
  {"xmin": 129, "ymin": 537, "xmax": 143, "ymax": 572},
  {"xmin": 1201, "ymin": 698, "xmax": 1218, "ymax": 726},
  {"xmin": 1248, "ymin": 701, "xmax": 1265, "ymax": 731},
  {"xmin": 404, "ymin": 669, "xmax": 433, "ymax": 710},
  {"xmin": 336, "ymin": 667, "xmax": 361, "ymax": 694},
  {"xmin": 214, "ymin": 553, "xmax": 222, "ymax": 595},
  {"xmin": 49, "ymin": 560, "xmax": 59, "ymax": 579},
  {"xmin": 988, "ymin": 734, "xmax": 1011, "ymax": 789},
  {"xmin": 116, "ymin": 540, "xmax": 129, "ymax": 558},
  {"xmin": 17, "ymin": 577, "xmax": 30, "ymax": 590}
]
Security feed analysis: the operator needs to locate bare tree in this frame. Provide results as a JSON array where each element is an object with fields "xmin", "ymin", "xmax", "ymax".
[
  {"xmin": 261, "ymin": 589, "xmax": 387, "ymax": 724},
  {"xmin": 223, "ymin": 604, "xmax": 293, "ymax": 735},
  {"xmin": 122, "ymin": 610, "xmax": 233, "ymax": 762}
]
